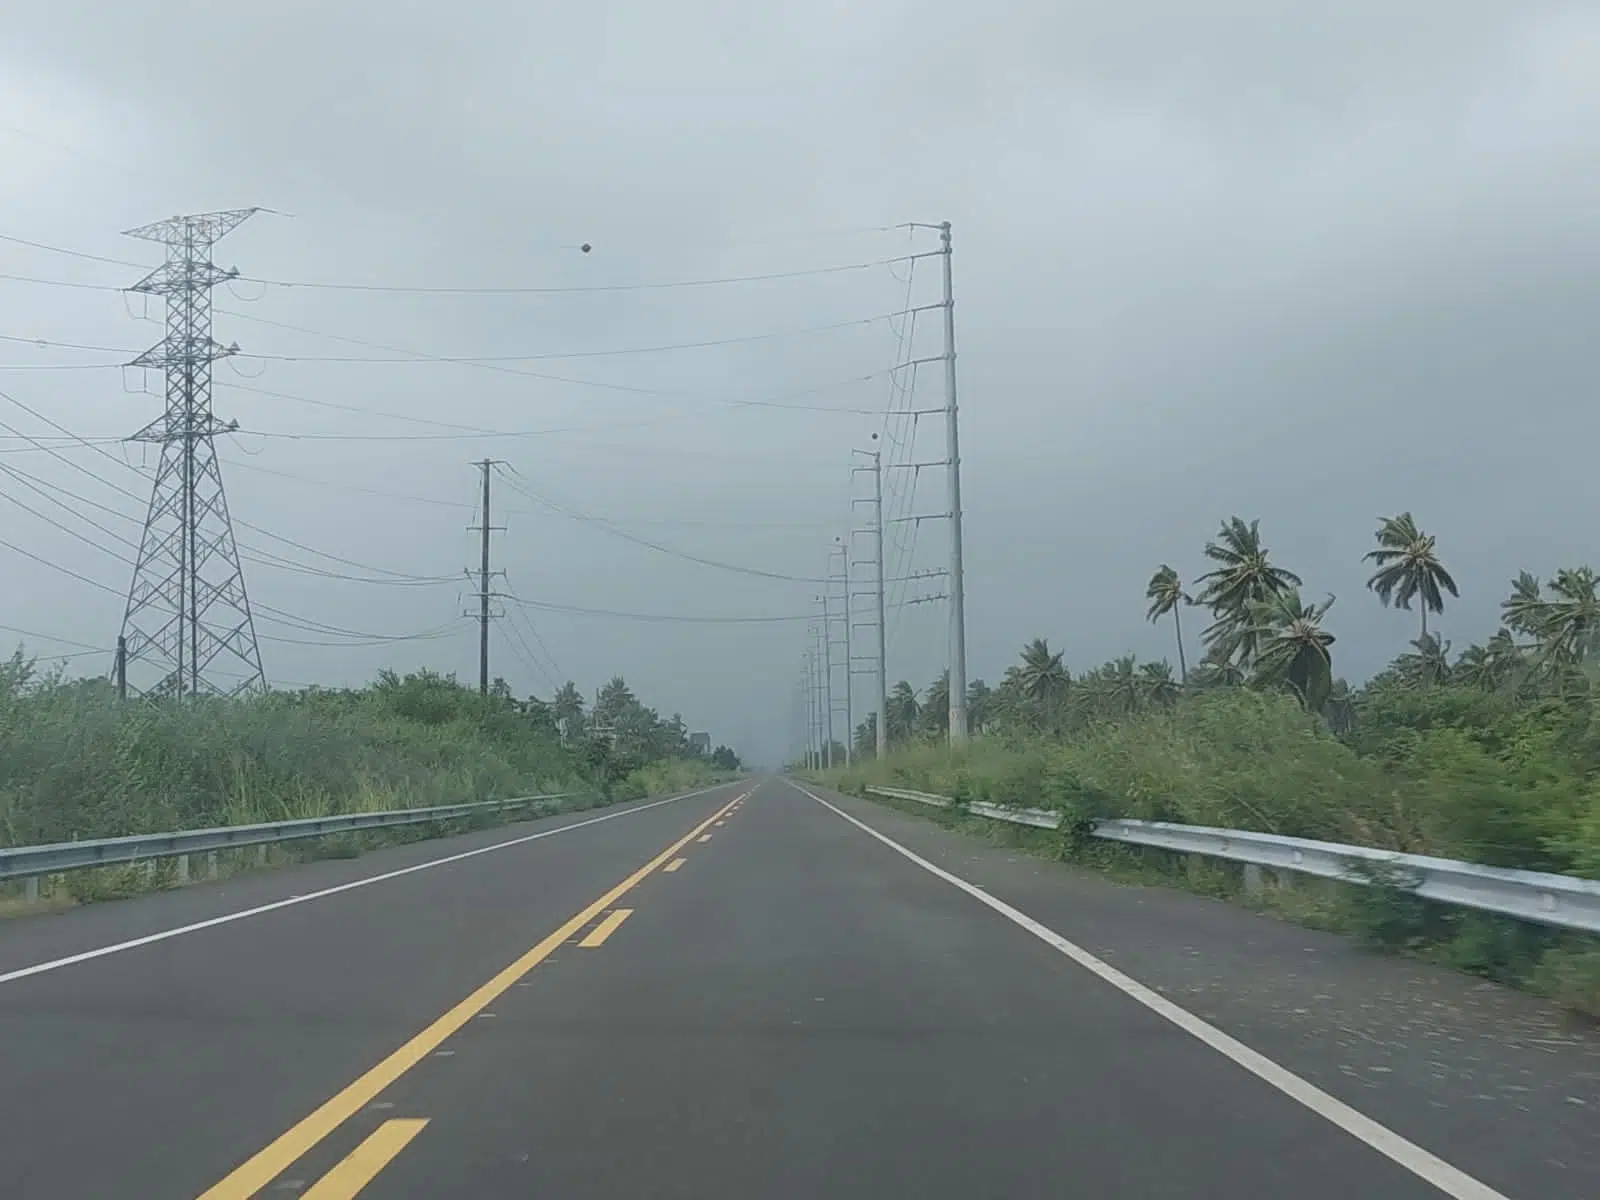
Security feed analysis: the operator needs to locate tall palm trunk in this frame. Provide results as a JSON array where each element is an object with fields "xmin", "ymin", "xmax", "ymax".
[{"xmin": 1172, "ymin": 606, "xmax": 1188, "ymax": 684}]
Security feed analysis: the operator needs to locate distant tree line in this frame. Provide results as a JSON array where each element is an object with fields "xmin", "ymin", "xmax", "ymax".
[{"xmin": 850, "ymin": 512, "xmax": 1599, "ymax": 752}]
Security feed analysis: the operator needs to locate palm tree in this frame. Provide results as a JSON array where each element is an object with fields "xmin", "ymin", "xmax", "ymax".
[
  {"xmin": 1501, "ymin": 571, "xmax": 1547, "ymax": 638},
  {"xmin": 1454, "ymin": 630, "xmax": 1524, "ymax": 693},
  {"xmin": 1394, "ymin": 633, "xmax": 1452, "ymax": 689},
  {"xmin": 1542, "ymin": 567, "xmax": 1600, "ymax": 666},
  {"xmin": 966, "ymin": 679, "xmax": 994, "ymax": 734},
  {"xmin": 1195, "ymin": 518, "xmax": 1302, "ymax": 668},
  {"xmin": 1364, "ymin": 513, "xmax": 1459, "ymax": 640},
  {"xmin": 1248, "ymin": 588, "xmax": 1337, "ymax": 712},
  {"xmin": 1145, "ymin": 564, "xmax": 1191, "ymax": 683},
  {"xmin": 1010, "ymin": 638, "xmax": 1070, "ymax": 729},
  {"xmin": 921, "ymin": 671, "xmax": 951, "ymax": 739},
  {"xmin": 551, "ymin": 680, "xmax": 585, "ymax": 742},
  {"xmin": 1139, "ymin": 660, "xmax": 1181, "ymax": 710},
  {"xmin": 885, "ymin": 681, "xmax": 920, "ymax": 744}
]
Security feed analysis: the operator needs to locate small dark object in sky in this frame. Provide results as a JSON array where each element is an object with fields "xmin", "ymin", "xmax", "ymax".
[{"xmin": 580, "ymin": 243, "xmax": 592, "ymax": 253}]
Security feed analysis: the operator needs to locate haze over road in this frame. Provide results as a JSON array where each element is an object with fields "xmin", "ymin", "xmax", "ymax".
[{"xmin": 1, "ymin": 780, "xmax": 1594, "ymax": 1198}]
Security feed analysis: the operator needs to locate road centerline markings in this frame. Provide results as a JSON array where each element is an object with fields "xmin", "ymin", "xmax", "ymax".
[
  {"xmin": 578, "ymin": 908, "xmax": 633, "ymax": 948},
  {"xmin": 794, "ymin": 781, "xmax": 1509, "ymax": 1200},
  {"xmin": 0, "ymin": 782, "xmax": 739, "ymax": 988},
  {"xmin": 697, "ymin": 834, "xmax": 713, "ymax": 844},
  {"xmin": 194, "ymin": 792, "xmax": 742, "ymax": 1200},
  {"xmin": 301, "ymin": 1118, "xmax": 428, "ymax": 1200},
  {"xmin": 663, "ymin": 858, "xmax": 687, "ymax": 873}
]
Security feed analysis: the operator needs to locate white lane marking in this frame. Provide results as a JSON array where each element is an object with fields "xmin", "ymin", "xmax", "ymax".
[
  {"xmin": 793, "ymin": 782, "xmax": 1509, "ymax": 1200},
  {"xmin": 0, "ymin": 784, "xmax": 736, "ymax": 986}
]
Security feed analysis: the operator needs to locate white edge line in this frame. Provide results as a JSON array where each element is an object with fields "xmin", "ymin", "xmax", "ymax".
[
  {"xmin": 0, "ymin": 783, "xmax": 735, "ymax": 986},
  {"xmin": 792, "ymin": 782, "xmax": 1510, "ymax": 1200}
]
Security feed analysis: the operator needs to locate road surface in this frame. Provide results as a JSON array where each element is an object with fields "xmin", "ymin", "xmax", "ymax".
[{"xmin": 1, "ymin": 778, "xmax": 1595, "ymax": 1198}]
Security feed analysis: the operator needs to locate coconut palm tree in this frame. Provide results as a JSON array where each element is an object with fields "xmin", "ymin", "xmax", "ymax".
[
  {"xmin": 966, "ymin": 679, "xmax": 994, "ymax": 734},
  {"xmin": 1364, "ymin": 513, "xmax": 1459, "ymax": 640},
  {"xmin": 1248, "ymin": 588, "xmax": 1337, "ymax": 712},
  {"xmin": 1542, "ymin": 567, "xmax": 1600, "ymax": 666},
  {"xmin": 1394, "ymin": 633, "xmax": 1452, "ymax": 689},
  {"xmin": 1501, "ymin": 572, "xmax": 1547, "ymax": 639},
  {"xmin": 1139, "ymin": 659, "xmax": 1181, "ymax": 710},
  {"xmin": 885, "ymin": 681, "xmax": 920, "ymax": 743},
  {"xmin": 1008, "ymin": 638, "xmax": 1070, "ymax": 728},
  {"xmin": 551, "ymin": 680, "xmax": 585, "ymax": 742},
  {"xmin": 1145, "ymin": 564, "xmax": 1191, "ymax": 683},
  {"xmin": 1196, "ymin": 518, "xmax": 1302, "ymax": 668},
  {"xmin": 921, "ymin": 670, "xmax": 951, "ymax": 739}
]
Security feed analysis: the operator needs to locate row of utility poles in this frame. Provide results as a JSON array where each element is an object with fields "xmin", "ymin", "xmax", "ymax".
[{"xmin": 799, "ymin": 220, "xmax": 966, "ymax": 770}]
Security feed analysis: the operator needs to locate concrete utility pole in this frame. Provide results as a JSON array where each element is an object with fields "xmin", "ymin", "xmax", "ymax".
[
  {"xmin": 468, "ymin": 459, "xmax": 505, "ymax": 696},
  {"xmin": 940, "ymin": 221, "xmax": 969, "ymax": 744},
  {"xmin": 815, "ymin": 614, "xmax": 834, "ymax": 769},
  {"xmin": 833, "ymin": 538, "xmax": 853, "ymax": 767},
  {"xmin": 852, "ymin": 443, "xmax": 889, "ymax": 759}
]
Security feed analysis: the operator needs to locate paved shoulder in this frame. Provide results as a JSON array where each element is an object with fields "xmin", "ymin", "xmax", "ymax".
[
  {"xmin": 810, "ymin": 780, "xmax": 1600, "ymax": 1199},
  {"xmin": 0, "ymin": 784, "xmax": 742, "ymax": 1198}
]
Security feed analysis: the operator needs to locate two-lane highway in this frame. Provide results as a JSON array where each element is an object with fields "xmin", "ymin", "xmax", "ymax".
[{"xmin": 0, "ymin": 778, "xmax": 1545, "ymax": 1196}]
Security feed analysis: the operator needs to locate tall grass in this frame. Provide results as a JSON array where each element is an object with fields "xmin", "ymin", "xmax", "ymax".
[
  {"xmin": 826, "ymin": 688, "xmax": 1600, "ymax": 1015},
  {"xmin": 0, "ymin": 656, "xmax": 736, "ymax": 848}
]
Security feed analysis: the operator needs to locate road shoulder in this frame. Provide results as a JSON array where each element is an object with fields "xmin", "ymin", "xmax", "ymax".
[{"xmin": 809, "ymin": 781, "xmax": 1600, "ymax": 1200}]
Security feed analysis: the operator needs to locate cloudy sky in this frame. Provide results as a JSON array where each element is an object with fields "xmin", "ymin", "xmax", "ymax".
[{"xmin": 3, "ymin": 1, "xmax": 1599, "ymax": 766}]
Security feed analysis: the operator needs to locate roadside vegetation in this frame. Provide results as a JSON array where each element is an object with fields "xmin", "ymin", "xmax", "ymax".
[
  {"xmin": 821, "ymin": 513, "xmax": 1600, "ymax": 1016},
  {"xmin": 0, "ymin": 660, "xmax": 740, "ymax": 908}
]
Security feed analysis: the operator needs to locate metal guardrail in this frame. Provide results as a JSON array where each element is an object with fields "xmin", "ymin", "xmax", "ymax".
[
  {"xmin": 0, "ymin": 793, "xmax": 573, "ymax": 887},
  {"xmin": 863, "ymin": 785, "xmax": 1600, "ymax": 936}
]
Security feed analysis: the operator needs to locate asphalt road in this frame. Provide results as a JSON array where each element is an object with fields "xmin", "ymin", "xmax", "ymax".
[{"xmin": 0, "ymin": 777, "xmax": 1588, "ymax": 1198}]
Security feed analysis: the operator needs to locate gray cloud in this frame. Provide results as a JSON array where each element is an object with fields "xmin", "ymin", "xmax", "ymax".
[{"xmin": 3, "ymin": 1, "xmax": 1598, "ymax": 765}]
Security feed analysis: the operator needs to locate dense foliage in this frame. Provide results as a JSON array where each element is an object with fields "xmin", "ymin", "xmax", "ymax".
[
  {"xmin": 828, "ymin": 512, "xmax": 1600, "ymax": 1014},
  {"xmin": 0, "ymin": 660, "xmax": 739, "ymax": 850}
]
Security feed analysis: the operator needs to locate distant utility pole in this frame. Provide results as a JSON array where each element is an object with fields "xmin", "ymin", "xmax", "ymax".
[
  {"xmin": 803, "ymin": 639, "xmax": 822, "ymax": 769},
  {"xmin": 118, "ymin": 208, "xmax": 266, "ymax": 699},
  {"xmin": 467, "ymin": 459, "xmax": 505, "ymax": 695},
  {"xmin": 852, "ymin": 442, "xmax": 889, "ymax": 759},
  {"xmin": 830, "ymin": 538, "xmax": 853, "ymax": 766},
  {"xmin": 814, "ymin": 613, "xmax": 834, "ymax": 769}
]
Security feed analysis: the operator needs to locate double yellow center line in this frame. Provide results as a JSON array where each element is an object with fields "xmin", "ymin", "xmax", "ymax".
[{"xmin": 197, "ymin": 788, "xmax": 747, "ymax": 1199}]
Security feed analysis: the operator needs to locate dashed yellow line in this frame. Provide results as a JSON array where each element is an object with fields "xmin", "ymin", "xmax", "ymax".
[
  {"xmin": 195, "ymin": 790, "xmax": 742, "ymax": 1200},
  {"xmin": 578, "ymin": 908, "xmax": 633, "ymax": 948},
  {"xmin": 663, "ymin": 858, "xmax": 686, "ymax": 873},
  {"xmin": 301, "ymin": 1119, "xmax": 428, "ymax": 1199}
]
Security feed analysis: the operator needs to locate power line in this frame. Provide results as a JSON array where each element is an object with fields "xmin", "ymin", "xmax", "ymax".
[
  {"xmin": 236, "ymin": 252, "xmax": 939, "ymax": 295},
  {"xmin": 496, "ymin": 465, "xmax": 828, "ymax": 584},
  {"xmin": 0, "ymin": 384, "xmax": 474, "ymax": 585},
  {"xmin": 217, "ymin": 306, "xmax": 930, "ymax": 364},
  {"xmin": 0, "ymin": 229, "xmax": 939, "ymax": 294},
  {"xmin": 502, "ymin": 593, "xmax": 940, "ymax": 626}
]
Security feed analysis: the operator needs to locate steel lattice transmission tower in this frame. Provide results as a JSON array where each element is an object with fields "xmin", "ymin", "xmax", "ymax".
[{"xmin": 118, "ymin": 208, "xmax": 265, "ymax": 699}]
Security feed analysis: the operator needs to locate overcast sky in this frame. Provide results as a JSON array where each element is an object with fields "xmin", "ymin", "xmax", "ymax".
[{"xmin": 4, "ymin": 2, "xmax": 1599, "ymax": 767}]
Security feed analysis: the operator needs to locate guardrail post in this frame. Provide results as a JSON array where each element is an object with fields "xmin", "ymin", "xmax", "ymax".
[
  {"xmin": 256, "ymin": 844, "xmax": 269, "ymax": 867},
  {"xmin": 175, "ymin": 855, "xmax": 190, "ymax": 883},
  {"xmin": 206, "ymin": 851, "xmax": 219, "ymax": 880},
  {"xmin": 1242, "ymin": 864, "xmax": 1263, "ymax": 895},
  {"xmin": 23, "ymin": 876, "xmax": 39, "ymax": 904}
]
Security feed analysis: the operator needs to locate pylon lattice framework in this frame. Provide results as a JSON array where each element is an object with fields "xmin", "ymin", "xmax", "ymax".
[{"xmin": 118, "ymin": 208, "xmax": 265, "ymax": 699}]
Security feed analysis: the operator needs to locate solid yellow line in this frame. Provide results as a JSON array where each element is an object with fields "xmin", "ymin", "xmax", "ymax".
[
  {"xmin": 663, "ymin": 858, "xmax": 686, "ymax": 873},
  {"xmin": 577, "ymin": 908, "xmax": 632, "ymax": 948},
  {"xmin": 697, "ymin": 834, "xmax": 712, "ymax": 844},
  {"xmin": 195, "ymin": 792, "xmax": 742, "ymax": 1200},
  {"xmin": 301, "ymin": 1119, "xmax": 428, "ymax": 1200}
]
